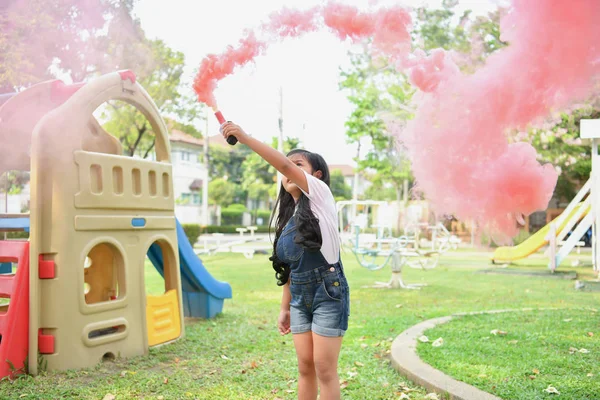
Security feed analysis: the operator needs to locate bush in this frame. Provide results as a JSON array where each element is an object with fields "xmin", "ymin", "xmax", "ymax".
[
  {"xmin": 182, "ymin": 224, "xmax": 201, "ymax": 245},
  {"xmin": 5, "ymin": 231, "xmax": 29, "ymax": 239},
  {"xmin": 221, "ymin": 204, "xmax": 247, "ymax": 225},
  {"xmin": 254, "ymin": 209, "xmax": 272, "ymax": 226}
]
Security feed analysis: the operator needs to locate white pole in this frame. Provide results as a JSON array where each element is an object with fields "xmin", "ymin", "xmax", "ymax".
[
  {"xmin": 580, "ymin": 119, "xmax": 600, "ymax": 274},
  {"xmin": 202, "ymin": 108, "xmax": 210, "ymax": 226}
]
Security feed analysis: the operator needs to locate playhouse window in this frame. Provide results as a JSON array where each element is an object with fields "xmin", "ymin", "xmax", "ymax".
[{"xmin": 84, "ymin": 243, "xmax": 125, "ymax": 305}]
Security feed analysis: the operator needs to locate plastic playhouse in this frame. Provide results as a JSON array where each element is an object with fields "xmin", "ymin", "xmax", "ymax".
[{"xmin": 0, "ymin": 71, "xmax": 232, "ymax": 378}]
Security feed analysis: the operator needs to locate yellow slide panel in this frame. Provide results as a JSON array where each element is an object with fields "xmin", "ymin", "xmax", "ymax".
[
  {"xmin": 146, "ymin": 289, "xmax": 182, "ymax": 346},
  {"xmin": 492, "ymin": 203, "xmax": 589, "ymax": 263}
]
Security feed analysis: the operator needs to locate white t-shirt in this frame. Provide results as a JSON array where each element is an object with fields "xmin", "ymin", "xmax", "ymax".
[{"xmin": 299, "ymin": 171, "xmax": 340, "ymax": 264}]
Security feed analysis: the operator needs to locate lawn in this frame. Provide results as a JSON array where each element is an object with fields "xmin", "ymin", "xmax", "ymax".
[{"xmin": 1, "ymin": 248, "xmax": 598, "ymax": 399}]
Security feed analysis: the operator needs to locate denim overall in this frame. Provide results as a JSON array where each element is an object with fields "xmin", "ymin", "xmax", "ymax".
[{"xmin": 277, "ymin": 217, "xmax": 350, "ymax": 337}]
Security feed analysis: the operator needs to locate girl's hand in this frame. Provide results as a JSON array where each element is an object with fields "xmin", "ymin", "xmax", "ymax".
[
  {"xmin": 221, "ymin": 122, "xmax": 249, "ymax": 145},
  {"xmin": 277, "ymin": 309, "xmax": 291, "ymax": 335}
]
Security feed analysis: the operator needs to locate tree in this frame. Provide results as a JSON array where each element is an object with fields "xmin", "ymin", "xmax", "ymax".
[
  {"xmin": 208, "ymin": 178, "xmax": 238, "ymax": 208},
  {"xmin": 339, "ymin": 2, "xmax": 507, "ymax": 202},
  {"xmin": 240, "ymin": 136, "xmax": 301, "ymax": 212},
  {"xmin": 101, "ymin": 39, "xmax": 204, "ymax": 158},
  {"xmin": 330, "ymin": 170, "xmax": 352, "ymax": 201},
  {"xmin": 0, "ymin": 0, "xmax": 141, "ymax": 91},
  {"xmin": 512, "ymin": 103, "xmax": 600, "ymax": 201},
  {"xmin": 209, "ymin": 145, "xmax": 251, "ymax": 185}
]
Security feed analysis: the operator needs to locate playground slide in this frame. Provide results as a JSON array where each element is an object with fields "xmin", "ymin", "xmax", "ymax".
[
  {"xmin": 492, "ymin": 204, "xmax": 589, "ymax": 263},
  {"xmin": 147, "ymin": 219, "xmax": 232, "ymax": 319}
]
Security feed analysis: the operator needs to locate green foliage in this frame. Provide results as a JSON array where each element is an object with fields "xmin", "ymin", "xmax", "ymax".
[
  {"xmin": 0, "ymin": 0, "xmax": 139, "ymax": 91},
  {"xmin": 330, "ymin": 170, "xmax": 352, "ymax": 201},
  {"xmin": 339, "ymin": 2, "xmax": 509, "ymax": 203},
  {"xmin": 220, "ymin": 204, "xmax": 247, "ymax": 225},
  {"xmin": 209, "ymin": 145, "xmax": 252, "ymax": 185},
  {"xmin": 515, "ymin": 105, "xmax": 599, "ymax": 202},
  {"xmin": 208, "ymin": 178, "xmax": 239, "ymax": 207},
  {"xmin": 0, "ymin": 171, "xmax": 30, "ymax": 194},
  {"xmin": 181, "ymin": 224, "xmax": 201, "ymax": 245},
  {"xmin": 101, "ymin": 39, "xmax": 203, "ymax": 158},
  {"xmin": 240, "ymin": 137, "xmax": 300, "ymax": 209}
]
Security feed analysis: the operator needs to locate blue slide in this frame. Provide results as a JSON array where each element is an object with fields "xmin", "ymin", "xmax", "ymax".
[
  {"xmin": 0, "ymin": 216, "xmax": 231, "ymax": 319},
  {"xmin": 147, "ymin": 219, "xmax": 232, "ymax": 318}
]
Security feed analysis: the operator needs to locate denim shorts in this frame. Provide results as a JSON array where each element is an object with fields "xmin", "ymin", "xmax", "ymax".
[{"xmin": 289, "ymin": 263, "xmax": 350, "ymax": 337}]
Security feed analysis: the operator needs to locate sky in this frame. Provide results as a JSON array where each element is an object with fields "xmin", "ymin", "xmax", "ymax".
[{"xmin": 133, "ymin": 0, "xmax": 503, "ymax": 166}]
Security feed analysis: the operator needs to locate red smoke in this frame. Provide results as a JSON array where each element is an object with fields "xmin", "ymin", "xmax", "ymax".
[
  {"xmin": 398, "ymin": 0, "xmax": 600, "ymax": 235},
  {"xmin": 193, "ymin": 0, "xmax": 600, "ymax": 235},
  {"xmin": 193, "ymin": 2, "xmax": 412, "ymax": 110}
]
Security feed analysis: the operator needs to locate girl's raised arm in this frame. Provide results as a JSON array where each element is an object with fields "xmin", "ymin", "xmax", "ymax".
[{"xmin": 221, "ymin": 122, "xmax": 309, "ymax": 193}]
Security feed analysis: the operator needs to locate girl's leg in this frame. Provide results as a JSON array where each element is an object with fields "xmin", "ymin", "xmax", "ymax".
[
  {"xmin": 293, "ymin": 332, "xmax": 317, "ymax": 400},
  {"xmin": 312, "ymin": 333, "xmax": 343, "ymax": 400}
]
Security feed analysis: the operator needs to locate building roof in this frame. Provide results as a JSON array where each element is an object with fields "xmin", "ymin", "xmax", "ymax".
[
  {"xmin": 329, "ymin": 164, "xmax": 355, "ymax": 177},
  {"xmin": 168, "ymin": 129, "xmax": 231, "ymax": 150},
  {"xmin": 169, "ymin": 129, "xmax": 203, "ymax": 147},
  {"xmin": 189, "ymin": 179, "xmax": 203, "ymax": 190}
]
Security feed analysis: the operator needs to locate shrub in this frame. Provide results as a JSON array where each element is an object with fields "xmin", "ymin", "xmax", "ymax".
[
  {"xmin": 182, "ymin": 224, "xmax": 201, "ymax": 245},
  {"xmin": 221, "ymin": 204, "xmax": 247, "ymax": 225}
]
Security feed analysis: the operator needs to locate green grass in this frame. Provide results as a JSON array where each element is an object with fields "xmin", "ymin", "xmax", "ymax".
[
  {"xmin": 418, "ymin": 309, "xmax": 599, "ymax": 400},
  {"xmin": 1, "ymin": 249, "xmax": 599, "ymax": 399}
]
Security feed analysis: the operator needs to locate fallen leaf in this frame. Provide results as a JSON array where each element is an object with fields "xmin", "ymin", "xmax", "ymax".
[
  {"xmin": 271, "ymin": 389, "xmax": 278, "ymax": 394},
  {"xmin": 163, "ymin": 377, "xmax": 169, "ymax": 384},
  {"xmin": 382, "ymin": 382, "xmax": 390, "ymax": 387},
  {"xmin": 563, "ymin": 318, "xmax": 573, "ymax": 322},
  {"xmin": 361, "ymin": 344, "xmax": 368, "ymax": 349},
  {"xmin": 250, "ymin": 360, "xmax": 258, "ymax": 369},
  {"xmin": 120, "ymin": 371, "xmax": 127, "ymax": 377},
  {"xmin": 587, "ymin": 332, "xmax": 594, "ymax": 337},
  {"xmin": 569, "ymin": 347, "xmax": 579, "ymax": 354},
  {"xmin": 359, "ymin": 336, "xmax": 367, "ymax": 341},
  {"xmin": 587, "ymin": 373, "xmax": 594, "ymax": 377},
  {"xmin": 340, "ymin": 380, "xmax": 349, "ymax": 389},
  {"xmin": 19, "ymin": 396, "xmax": 27, "ymax": 399},
  {"xmin": 425, "ymin": 393, "xmax": 440, "ymax": 400},
  {"xmin": 348, "ymin": 371, "xmax": 358, "ymax": 378},
  {"xmin": 209, "ymin": 369, "xmax": 217, "ymax": 375},
  {"xmin": 418, "ymin": 335, "xmax": 429, "ymax": 343},
  {"xmin": 102, "ymin": 395, "xmax": 116, "ymax": 400},
  {"xmin": 490, "ymin": 329, "xmax": 508, "ymax": 336},
  {"xmin": 529, "ymin": 375, "xmax": 536, "ymax": 380},
  {"xmin": 185, "ymin": 392, "xmax": 193, "ymax": 397},
  {"xmin": 508, "ymin": 340, "xmax": 519, "ymax": 345},
  {"xmin": 544, "ymin": 385, "xmax": 560, "ymax": 395},
  {"xmin": 220, "ymin": 355, "xmax": 229, "ymax": 360},
  {"xmin": 157, "ymin": 396, "xmax": 164, "ymax": 400},
  {"xmin": 478, "ymin": 374, "xmax": 487, "ymax": 378},
  {"xmin": 579, "ymin": 348, "xmax": 590, "ymax": 354},
  {"xmin": 174, "ymin": 357, "xmax": 180, "ymax": 363},
  {"xmin": 395, "ymin": 304, "xmax": 403, "ymax": 308},
  {"xmin": 240, "ymin": 370, "xmax": 246, "ymax": 374},
  {"xmin": 355, "ymin": 361, "xmax": 365, "ymax": 367},
  {"xmin": 398, "ymin": 393, "xmax": 410, "ymax": 399},
  {"xmin": 432, "ymin": 338, "xmax": 444, "ymax": 347},
  {"xmin": 285, "ymin": 389, "xmax": 295, "ymax": 393},
  {"xmin": 533, "ymin": 368, "xmax": 540, "ymax": 375}
]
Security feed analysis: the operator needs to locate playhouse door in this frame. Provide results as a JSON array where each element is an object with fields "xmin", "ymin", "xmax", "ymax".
[{"xmin": 146, "ymin": 289, "xmax": 181, "ymax": 346}]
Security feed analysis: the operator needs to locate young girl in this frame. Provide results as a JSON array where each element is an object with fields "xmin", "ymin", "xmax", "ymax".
[{"xmin": 221, "ymin": 123, "xmax": 350, "ymax": 400}]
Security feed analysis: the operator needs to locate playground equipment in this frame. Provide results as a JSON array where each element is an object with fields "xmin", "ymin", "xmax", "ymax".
[
  {"xmin": 491, "ymin": 200, "xmax": 591, "ymax": 266},
  {"xmin": 337, "ymin": 200, "xmax": 459, "ymax": 289},
  {"xmin": 0, "ymin": 71, "xmax": 231, "ymax": 378},
  {"xmin": 492, "ymin": 120, "xmax": 600, "ymax": 278}
]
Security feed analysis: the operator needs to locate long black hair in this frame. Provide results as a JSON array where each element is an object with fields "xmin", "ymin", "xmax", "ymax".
[{"xmin": 269, "ymin": 149, "xmax": 331, "ymax": 286}]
